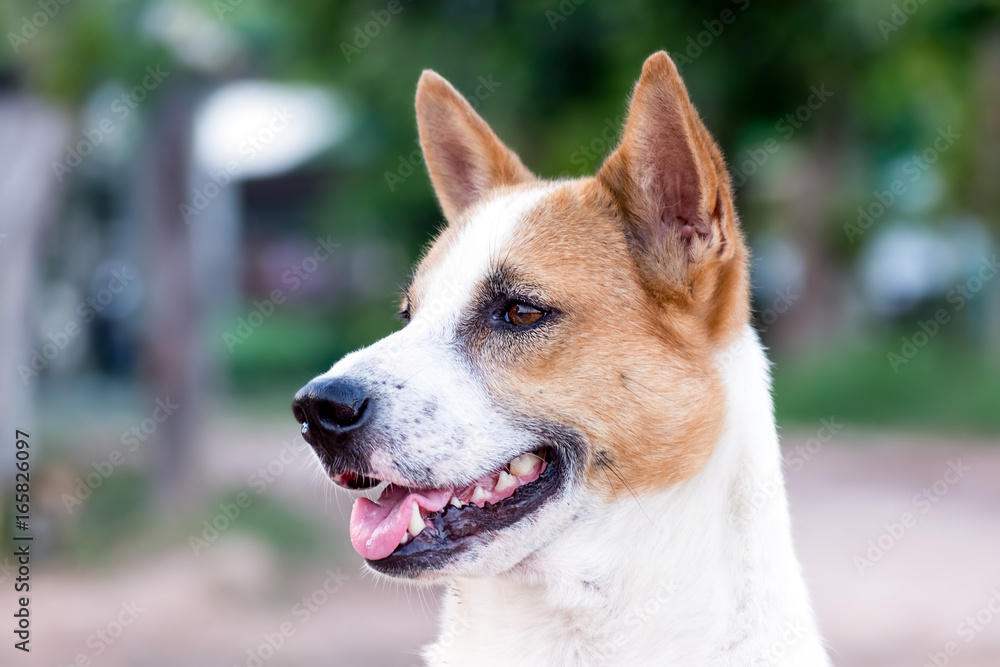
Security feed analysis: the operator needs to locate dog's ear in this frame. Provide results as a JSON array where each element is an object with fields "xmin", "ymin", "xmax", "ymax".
[
  {"xmin": 416, "ymin": 70, "xmax": 535, "ymax": 224},
  {"xmin": 597, "ymin": 52, "xmax": 747, "ymax": 340}
]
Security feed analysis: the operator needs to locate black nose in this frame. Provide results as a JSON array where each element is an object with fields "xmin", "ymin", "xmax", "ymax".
[{"xmin": 292, "ymin": 378, "xmax": 371, "ymax": 435}]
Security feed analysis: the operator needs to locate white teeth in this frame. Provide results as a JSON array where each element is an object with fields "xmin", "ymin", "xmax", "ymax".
[
  {"xmin": 495, "ymin": 471, "xmax": 517, "ymax": 492},
  {"xmin": 400, "ymin": 532, "xmax": 410, "ymax": 545},
  {"xmin": 450, "ymin": 496, "xmax": 465, "ymax": 508},
  {"xmin": 470, "ymin": 486, "xmax": 489, "ymax": 505},
  {"xmin": 510, "ymin": 453, "xmax": 541, "ymax": 477},
  {"xmin": 408, "ymin": 503, "xmax": 425, "ymax": 537}
]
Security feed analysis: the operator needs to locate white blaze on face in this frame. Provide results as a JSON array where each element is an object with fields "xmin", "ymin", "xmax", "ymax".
[
  {"xmin": 318, "ymin": 187, "xmax": 552, "ymax": 486},
  {"xmin": 419, "ymin": 188, "xmax": 550, "ymax": 328}
]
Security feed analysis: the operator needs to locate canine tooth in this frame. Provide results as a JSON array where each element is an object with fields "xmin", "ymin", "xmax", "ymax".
[
  {"xmin": 408, "ymin": 503, "xmax": 425, "ymax": 537},
  {"xmin": 510, "ymin": 453, "xmax": 541, "ymax": 476},
  {"xmin": 450, "ymin": 496, "xmax": 465, "ymax": 508},
  {"xmin": 400, "ymin": 532, "xmax": 410, "ymax": 545},
  {"xmin": 470, "ymin": 485, "xmax": 489, "ymax": 505},
  {"xmin": 495, "ymin": 471, "xmax": 517, "ymax": 492}
]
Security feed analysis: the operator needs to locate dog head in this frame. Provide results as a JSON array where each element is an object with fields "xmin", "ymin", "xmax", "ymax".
[{"xmin": 293, "ymin": 52, "xmax": 749, "ymax": 580}]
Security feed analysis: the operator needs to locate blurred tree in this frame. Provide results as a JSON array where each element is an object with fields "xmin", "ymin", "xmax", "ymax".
[{"xmin": 2, "ymin": 0, "xmax": 999, "ymax": 446}]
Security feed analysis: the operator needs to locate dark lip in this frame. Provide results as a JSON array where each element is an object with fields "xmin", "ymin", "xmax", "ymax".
[
  {"xmin": 364, "ymin": 446, "xmax": 565, "ymax": 578},
  {"xmin": 330, "ymin": 470, "xmax": 381, "ymax": 489}
]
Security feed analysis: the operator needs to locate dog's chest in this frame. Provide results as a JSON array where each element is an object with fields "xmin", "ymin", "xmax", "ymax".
[{"xmin": 424, "ymin": 570, "xmax": 721, "ymax": 667}]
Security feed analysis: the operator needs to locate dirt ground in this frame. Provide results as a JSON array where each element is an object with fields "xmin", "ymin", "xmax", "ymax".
[{"xmin": 5, "ymin": 421, "xmax": 999, "ymax": 667}]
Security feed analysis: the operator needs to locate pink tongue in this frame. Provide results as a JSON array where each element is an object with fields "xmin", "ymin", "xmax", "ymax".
[{"xmin": 350, "ymin": 485, "xmax": 452, "ymax": 560}]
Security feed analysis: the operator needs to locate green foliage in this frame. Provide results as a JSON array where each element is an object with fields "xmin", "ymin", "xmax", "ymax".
[
  {"xmin": 224, "ymin": 493, "xmax": 336, "ymax": 560},
  {"xmin": 774, "ymin": 333, "xmax": 1000, "ymax": 432},
  {"xmin": 7, "ymin": 0, "xmax": 999, "ymax": 431},
  {"xmin": 223, "ymin": 300, "xmax": 403, "ymax": 391},
  {"xmin": 61, "ymin": 468, "xmax": 153, "ymax": 564}
]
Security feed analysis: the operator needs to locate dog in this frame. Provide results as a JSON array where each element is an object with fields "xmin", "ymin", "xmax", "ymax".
[{"xmin": 292, "ymin": 51, "xmax": 831, "ymax": 666}]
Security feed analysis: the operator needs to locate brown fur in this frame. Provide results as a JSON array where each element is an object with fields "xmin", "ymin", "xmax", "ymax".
[{"xmin": 409, "ymin": 53, "xmax": 749, "ymax": 496}]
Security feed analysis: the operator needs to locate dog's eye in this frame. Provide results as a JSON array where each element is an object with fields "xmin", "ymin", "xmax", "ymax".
[{"xmin": 504, "ymin": 302, "xmax": 545, "ymax": 326}]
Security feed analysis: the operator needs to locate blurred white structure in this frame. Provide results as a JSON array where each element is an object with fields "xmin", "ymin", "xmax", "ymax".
[
  {"xmin": 186, "ymin": 80, "xmax": 351, "ymax": 359},
  {"xmin": 859, "ymin": 221, "xmax": 994, "ymax": 316},
  {"xmin": 193, "ymin": 81, "xmax": 349, "ymax": 179}
]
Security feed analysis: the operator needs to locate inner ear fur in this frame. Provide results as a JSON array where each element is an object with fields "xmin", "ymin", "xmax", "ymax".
[{"xmin": 597, "ymin": 52, "xmax": 748, "ymax": 342}]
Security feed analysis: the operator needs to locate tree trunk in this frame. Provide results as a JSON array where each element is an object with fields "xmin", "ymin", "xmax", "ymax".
[
  {"xmin": 136, "ymin": 86, "xmax": 203, "ymax": 504},
  {"xmin": 0, "ymin": 95, "xmax": 70, "ymax": 487}
]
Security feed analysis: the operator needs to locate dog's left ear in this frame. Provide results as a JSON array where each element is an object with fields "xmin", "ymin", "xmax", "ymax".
[
  {"xmin": 598, "ymin": 52, "xmax": 748, "ymax": 340},
  {"xmin": 416, "ymin": 70, "xmax": 536, "ymax": 224}
]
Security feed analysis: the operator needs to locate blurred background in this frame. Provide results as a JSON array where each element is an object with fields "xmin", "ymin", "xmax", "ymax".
[{"xmin": 1, "ymin": 1, "xmax": 999, "ymax": 666}]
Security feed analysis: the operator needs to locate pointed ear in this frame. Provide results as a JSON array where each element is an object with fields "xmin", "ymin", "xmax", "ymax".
[
  {"xmin": 597, "ymin": 52, "xmax": 747, "ymax": 337},
  {"xmin": 415, "ymin": 70, "xmax": 535, "ymax": 223}
]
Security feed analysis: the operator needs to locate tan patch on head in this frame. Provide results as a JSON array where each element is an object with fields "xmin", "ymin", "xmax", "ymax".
[
  {"xmin": 469, "ymin": 181, "xmax": 727, "ymax": 497},
  {"xmin": 405, "ymin": 53, "xmax": 749, "ymax": 497}
]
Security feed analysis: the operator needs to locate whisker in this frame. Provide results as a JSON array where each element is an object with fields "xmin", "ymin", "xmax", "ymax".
[
  {"xmin": 607, "ymin": 462, "xmax": 655, "ymax": 527},
  {"xmin": 620, "ymin": 373, "xmax": 660, "ymax": 397},
  {"xmin": 399, "ymin": 363, "xmax": 433, "ymax": 387},
  {"xmin": 601, "ymin": 465, "xmax": 620, "ymax": 506}
]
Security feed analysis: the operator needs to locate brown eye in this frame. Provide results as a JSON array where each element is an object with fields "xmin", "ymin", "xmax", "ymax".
[{"xmin": 505, "ymin": 302, "xmax": 544, "ymax": 326}]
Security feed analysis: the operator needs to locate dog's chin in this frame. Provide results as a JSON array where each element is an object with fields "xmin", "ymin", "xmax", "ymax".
[{"xmin": 337, "ymin": 446, "xmax": 569, "ymax": 580}]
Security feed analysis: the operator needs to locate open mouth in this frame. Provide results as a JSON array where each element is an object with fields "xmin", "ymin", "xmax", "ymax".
[{"xmin": 334, "ymin": 448, "xmax": 560, "ymax": 575}]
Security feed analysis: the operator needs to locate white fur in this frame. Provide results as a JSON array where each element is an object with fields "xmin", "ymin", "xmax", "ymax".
[
  {"xmin": 420, "ymin": 187, "xmax": 551, "ymax": 326},
  {"xmin": 314, "ymin": 187, "xmax": 591, "ymax": 577},
  {"xmin": 424, "ymin": 326, "xmax": 831, "ymax": 666},
  {"xmin": 316, "ymin": 186, "xmax": 568, "ymax": 495},
  {"xmin": 310, "ymin": 184, "xmax": 830, "ymax": 664}
]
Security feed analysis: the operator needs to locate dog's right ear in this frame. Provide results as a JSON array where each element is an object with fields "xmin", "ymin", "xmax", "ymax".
[{"xmin": 416, "ymin": 70, "xmax": 535, "ymax": 224}]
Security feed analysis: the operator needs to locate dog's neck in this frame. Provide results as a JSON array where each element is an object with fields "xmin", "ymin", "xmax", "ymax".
[{"xmin": 424, "ymin": 327, "xmax": 830, "ymax": 666}]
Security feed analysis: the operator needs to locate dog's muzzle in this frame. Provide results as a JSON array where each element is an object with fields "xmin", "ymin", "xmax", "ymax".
[{"xmin": 292, "ymin": 377, "xmax": 375, "ymax": 480}]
